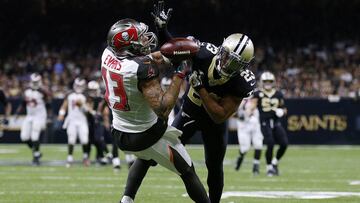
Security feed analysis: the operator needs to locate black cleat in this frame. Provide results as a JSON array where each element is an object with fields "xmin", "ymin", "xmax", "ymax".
[
  {"xmin": 32, "ymin": 153, "xmax": 42, "ymax": 166},
  {"xmin": 252, "ymin": 164, "xmax": 260, "ymax": 175},
  {"xmin": 272, "ymin": 164, "xmax": 279, "ymax": 176}
]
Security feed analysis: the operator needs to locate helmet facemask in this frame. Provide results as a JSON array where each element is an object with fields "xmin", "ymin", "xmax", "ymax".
[
  {"xmin": 215, "ymin": 33, "xmax": 255, "ymax": 78},
  {"xmin": 30, "ymin": 73, "xmax": 42, "ymax": 90},
  {"xmin": 260, "ymin": 72, "xmax": 276, "ymax": 90},
  {"xmin": 262, "ymin": 80, "xmax": 275, "ymax": 90},
  {"xmin": 216, "ymin": 46, "xmax": 254, "ymax": 78}
]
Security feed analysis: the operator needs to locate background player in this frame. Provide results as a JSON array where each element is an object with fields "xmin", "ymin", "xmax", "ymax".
[
  {"xmin": 102, "ymin": 18, "xmax": 209, "ymax": 203},
  {"xmin": 15, "ymin": 73, "xmax": 50, "ymax": 165},
  {"xmin": 252, "ymin": 71, "xmax": 288, "ymax": 176},
  {"xmin": 57, "ymin": 78, "xmax": 90, "ymax": 167},
  {"xmin": 86, "ymin": 80, "xmax": 109, "ymax": 165},
  {"xmin": 234, "ymin": 98, "xmax": 263, "ymax": 175},
  {"xmin": 0, "ymin": 88, "xmax": 11, "ymax": 138}
]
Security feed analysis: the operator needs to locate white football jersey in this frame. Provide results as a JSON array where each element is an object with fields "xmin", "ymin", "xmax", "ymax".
[
  {"xmin": 24, "ymin": 88, "xmax": 47, "ymax": 117},
  {"xmin": 238, "ymin": 99, "xmax": 259, "ymax": 123},
  {"xmin": 101, "ymin": 48, "xmax": 158, "ymax": 133},
  {"xmin": 65, "ymin": 92, "xmax": 87, "ymax": 121}
]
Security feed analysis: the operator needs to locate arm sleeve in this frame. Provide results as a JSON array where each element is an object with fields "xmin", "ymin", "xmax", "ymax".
[
  {"xmin": 136, "ymin": 57, "xmax": 160, "ymax": 81},
  {"xmin": 157, "ymin": 27, "xmax": 173, "ymax": 47}
]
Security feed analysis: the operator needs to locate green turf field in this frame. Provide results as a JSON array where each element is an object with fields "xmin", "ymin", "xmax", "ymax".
[{"xmin": 0, "ymin": 144, "xmax": 360, "ymax": 203}]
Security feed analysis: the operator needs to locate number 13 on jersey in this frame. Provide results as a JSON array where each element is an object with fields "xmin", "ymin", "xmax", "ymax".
[{"xmin": 101, "ymin": 67, "xmax": 130, "ymax": 111}]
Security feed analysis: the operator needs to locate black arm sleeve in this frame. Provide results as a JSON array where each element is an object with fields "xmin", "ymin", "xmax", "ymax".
[{"xmin": 157, "ymin": 27, "xmax": 173, "ymax": 46}]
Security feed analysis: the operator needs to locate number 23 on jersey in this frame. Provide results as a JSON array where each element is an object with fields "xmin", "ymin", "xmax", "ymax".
[{"xmin": 101, "ymin": 67, "xmax": 130, "ymax": 111}]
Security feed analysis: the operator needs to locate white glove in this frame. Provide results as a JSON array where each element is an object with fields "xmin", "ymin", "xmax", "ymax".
[{"xmin": 275, "ymin": 108, "xmax": 284, "ymax": 118}]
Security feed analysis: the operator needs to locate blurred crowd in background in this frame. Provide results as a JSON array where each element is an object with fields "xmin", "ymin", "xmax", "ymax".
[
  {"xmin": 1, "ymin": 0, "xmax": 359, "ymax": 99},
  {"xmin": 1, "ymin": 40, "xmax": 359, "ymax": 99}
]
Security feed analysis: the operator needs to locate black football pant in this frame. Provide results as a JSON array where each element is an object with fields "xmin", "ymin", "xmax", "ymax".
[
  {"xmin": 261, "ymin": 119, "xmax": 288, "ymax": 165},
  {"xmin": 173, "ymin": 109, "xmax": 228, "ymax": 203}
]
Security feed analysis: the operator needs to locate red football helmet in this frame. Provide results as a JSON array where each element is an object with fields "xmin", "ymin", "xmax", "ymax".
[{"xmin": 107, "ymin": 18, "xmax": 157, "ymax": 56}]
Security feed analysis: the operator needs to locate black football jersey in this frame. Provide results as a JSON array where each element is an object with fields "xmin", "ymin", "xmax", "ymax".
[
  {"xmin": 253, "ymin": 89, "xmax": 284, "ymax": 121},
  {"xmin": 182, "ymin": 42, "xmax": 256, "ymax": 118}
]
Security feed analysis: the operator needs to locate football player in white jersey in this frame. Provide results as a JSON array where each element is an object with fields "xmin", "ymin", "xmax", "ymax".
[
  {"xmin": 235, "ymin": 98, "xmax": 263, "ymax": 175},
  {"xmin": 15, "ymin": 73, "xmax": 50, "ymax": 165},
  {"xmin": 102, "ymin": 18, "xmax": 209, "ymax": 203},
  {"xmin": 58, "ymin": 78, "xmax": 90, "ymax": 167}
]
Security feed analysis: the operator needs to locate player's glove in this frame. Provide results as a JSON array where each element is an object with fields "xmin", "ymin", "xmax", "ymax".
[
  {"xmin": 275, "ymin": 108, "xmax": 285, "ymax": 118},
  {"xmin": 174, "ymin": 60, "xmax": 191, "ymax": 79},
  {"xmin": 151, "ymin": 0, "xmax": 173, "ymax": 29},
  {"xmin": 189, "ymin": 70, "xmax": 205, "ymax": 91}
]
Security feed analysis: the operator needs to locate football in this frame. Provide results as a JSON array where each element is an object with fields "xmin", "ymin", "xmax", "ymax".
[{"xmin": 160, "ymin": 37, "xmax": 200, "ymax": 62}]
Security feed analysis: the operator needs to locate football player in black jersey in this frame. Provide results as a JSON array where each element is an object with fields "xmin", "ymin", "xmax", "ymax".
[
  {"xmin": 122, "ymin": 1, "xmax": 257, "ymax": 202},
  {"xmin": 252, "ymin": 71, "xmax": 288, "ymax": 176},
  {"xmin": 0, "ymin": 89, "xmax": 11, "ymax": 138}
]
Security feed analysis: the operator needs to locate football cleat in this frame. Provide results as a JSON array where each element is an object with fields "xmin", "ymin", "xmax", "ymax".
[
  {"xmin": 66, "ymin": 155, "xmax": 74, "ymax": 168},
  {"xmin": 252, "ymin": 164, "xmax": 260, "ymax": 175},
  {"xmin": 272, "ymin": 164, "xmax": 279, "ymax": 176},
  {"xmin": 32, "ymin": 152, "xmax": 42, "ymax": 166}
]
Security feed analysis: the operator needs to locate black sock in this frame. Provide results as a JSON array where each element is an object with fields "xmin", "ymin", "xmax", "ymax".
[
  {"xmin": 82, "ymin": 144, "xmax": 90, "ymax": 155},
  {"xmin": 68, "ymin": 144, "xmax": 74, "ymax": 155},
  {"xmin": 276, "ymin": 145, "xmax": 288, "ymax": 161},
  {"xmin": 180, "ymin": 164, "xmax": 210, "ymax": 203},
  {"xmin": 25, "ymin": 140, "xmax": 33, "ymax": 149},
  {"xmin": 124, "ymin": 159, "xmax": 152, "ymax": 199},
  {"xmin": 112, "ymin": 140, "xmax": 119, "ymax": 158},
  {"xmin": 266, "ymin": 145, "xmax": 274, "ymax": 165},
  {"xmin": 32, "ymin": 141, "xmax": 40, "ymax": 153},
  {"xmin": 254, "ymin": 149, "xmax": 261, "ymax": 161},
  {"xmin": 235, "ymin": 151, "xmax": 246, "ymax": 170}
]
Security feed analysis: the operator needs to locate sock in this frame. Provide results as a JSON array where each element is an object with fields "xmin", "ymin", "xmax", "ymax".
[
  {"xmin": 272, "ymin": 158, "xmax": 278, "ymax": 165},
  {"xmin": 266, "ymin": 145, "xmax": 274, "ymax": 165},
  {"xmin": 25, "ymin": 140, "xmax": 33, "ymax": 149},
  {"xmin": 254, "ymin": 149, "xmax": 261, "ymax": 160},
  {"xmin": 276, "ymin": 145, "xmax": 288, "ymax": 161},
  {"xmin": 180, "ymin": 164, "xmax": 209, "ymax": 203},
  {"xmin": 124, "ymin": 159, "xmax": 151, "ymax": 199},
  {"xmin": 68, "ymin": 144, "xmax": 74, "ymax": 155},
  {"xmin": 32, "ymin": 141, "xmax": 40, "ymax": 152}
]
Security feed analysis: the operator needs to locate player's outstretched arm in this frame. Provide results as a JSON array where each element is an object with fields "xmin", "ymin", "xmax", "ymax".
[
  {"xmin": 190, "ymin": 71, "xmax": 242, "ymax": 123},
  {"xmin": 140, "ymin": 74, "xmax": 183, "ymax": 120}
]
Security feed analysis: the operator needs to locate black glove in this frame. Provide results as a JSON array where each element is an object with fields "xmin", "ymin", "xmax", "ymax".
[
  {"xmin": 189, "ymin": 70, "xmax": 205, "ymax": 91},
  {"xmin": 151, "ymin": 0, "xmax": 173, "ymax": 29}
]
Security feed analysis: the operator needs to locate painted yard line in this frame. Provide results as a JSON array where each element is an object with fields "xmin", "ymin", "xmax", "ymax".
[
  {"xmin": 350, "ymin": 180, "xmax": 360, "ymax": 185},
  {"xmin": 221, "ymin": 191, "xmax": 360, "ymax": 199},
  {"xmin": 181, "ymin": 191, "xmax": 360, "ymax": 200}
]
